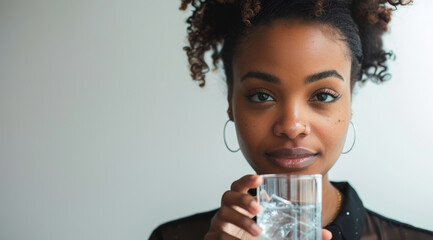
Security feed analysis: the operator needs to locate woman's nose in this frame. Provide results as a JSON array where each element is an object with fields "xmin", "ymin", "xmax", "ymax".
[{"xmin": 272, "ymin": 102, "xmax": 311, "ymax": 139}]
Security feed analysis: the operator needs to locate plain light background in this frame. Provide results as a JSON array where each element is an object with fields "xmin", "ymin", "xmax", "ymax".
[{"xmin": 0, "ymin": 1, "xmax": 432, "ymax": 239}]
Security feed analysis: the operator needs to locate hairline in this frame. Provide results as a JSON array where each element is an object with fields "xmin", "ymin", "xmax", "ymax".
[{"xmin": 223, "ymin": 17, "xmax": 355, "ymax": 97}]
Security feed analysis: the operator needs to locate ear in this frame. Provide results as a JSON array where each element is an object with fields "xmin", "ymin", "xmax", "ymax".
[
  {"xmin": 227, "ymin": 91, "xmax": 234, "ymax": 121},
  {"xmin": 227, "ymin": 108, "xmax": 234, "ymax": 121}
]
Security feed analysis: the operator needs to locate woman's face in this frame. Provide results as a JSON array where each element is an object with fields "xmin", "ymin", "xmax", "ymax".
[{"xmin": 229, "ymin": 20, "xmax": 352, "ymax": 175}]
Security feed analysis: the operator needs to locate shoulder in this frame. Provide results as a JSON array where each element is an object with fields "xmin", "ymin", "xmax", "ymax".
[
  {"xmin": 363, "ymin": 208, "xmax": 433, "ymax": 239},
  {"xmin": 148, "ymin": 208, "xmax": 218, "ymax": 240}
]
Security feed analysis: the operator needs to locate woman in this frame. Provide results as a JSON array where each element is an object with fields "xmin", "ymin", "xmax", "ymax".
[{"xmin": 150, "ymin": 0, "xmax": 433, "ymax": 239}]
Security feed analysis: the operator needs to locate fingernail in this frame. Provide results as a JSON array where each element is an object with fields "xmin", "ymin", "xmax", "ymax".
[
  {"xmin": 256, "ymin": 175, "xmax": 263, "ymax": 184},
  {"xmin": 250, "ymin": 201, "xmax": 262, "ymax": 213},
  {"xmin": 251, "ymin": 223, "xmax": 262, "ymax": 235}
]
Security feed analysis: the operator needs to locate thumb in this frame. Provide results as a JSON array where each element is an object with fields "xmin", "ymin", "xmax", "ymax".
[{"xmin": 322, "ymin": 229, "xmax": 332, "ymax": 240}]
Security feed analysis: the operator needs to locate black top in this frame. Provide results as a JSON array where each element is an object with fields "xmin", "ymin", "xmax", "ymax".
[{"xmin": 149, "ymin": 182, "xmax": 433, "ymax": 239}]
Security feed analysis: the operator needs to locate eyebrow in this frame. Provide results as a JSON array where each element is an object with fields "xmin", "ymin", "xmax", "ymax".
[
  {"xmin": 240, "ymin": 70, "xmax": 344, "ymax": 84},
  {"xmin": 305, "ymin": 70, "xmax": 344, "ymax": 84},
  {"xmin": 241, "ymin": 71, "xmax": 280, "ymax": 84}
]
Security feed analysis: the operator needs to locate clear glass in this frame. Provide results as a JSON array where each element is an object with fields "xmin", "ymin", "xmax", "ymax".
[{"xmin": 257, "ymin": 174, "xmax": 322, "ymax": 240}]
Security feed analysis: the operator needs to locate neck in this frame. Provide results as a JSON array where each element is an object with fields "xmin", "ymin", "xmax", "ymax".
[{"xmin": 321, "ymin": 174, "xmax": 340, "ymax": 227}]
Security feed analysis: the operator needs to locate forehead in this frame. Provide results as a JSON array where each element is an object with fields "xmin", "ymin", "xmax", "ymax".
[
  {"xmin": 237, "ymin": 19, "xmax": 350, "ymax": 58},
  {"xmin": 232, "ymin": 19, "xmax": 351, "ymax": 82}
]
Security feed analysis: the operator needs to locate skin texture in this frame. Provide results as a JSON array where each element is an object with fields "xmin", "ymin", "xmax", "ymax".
[{"xmin": 205, "ymin": 19, "xmax": 352, "ymax": 239}]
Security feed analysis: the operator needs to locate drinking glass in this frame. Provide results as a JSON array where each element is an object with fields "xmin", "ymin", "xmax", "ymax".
[{"xmin": 257, "ymin": 174, "xmax": 322, "ymax": 240}]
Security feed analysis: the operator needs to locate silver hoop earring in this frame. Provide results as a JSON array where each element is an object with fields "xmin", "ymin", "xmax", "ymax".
[
  {"xmin": 342, "ymin": 121, "xmax": 356, "ymax": 154},
  {"xmin": 223, "ymin": 120, "xmax": 240, "ymax": 153}
]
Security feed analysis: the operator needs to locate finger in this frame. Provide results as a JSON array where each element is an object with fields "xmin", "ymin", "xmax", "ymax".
[
  {"xmin": 204, "ymin": 231, "xmax": 240, "ymax": 240},
  {"xmin": 212, "ymin": 206, "xmax": 262, "ymax": 236},
  {"xmin": 322, "ymin": 229, "xmax": 332, "ymax": 240},
  {"xmin": 221, "ymin": 191, "xmax": 261, "ymax": 216},
  {"xmin": 230, "ymin": 174, "xmax": 263, "ymax": 193}
]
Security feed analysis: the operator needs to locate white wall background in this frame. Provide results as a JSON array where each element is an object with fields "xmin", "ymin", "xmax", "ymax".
[{"xmin": 0, "ymin": 1, "xmax": 432, "ymax": 239}]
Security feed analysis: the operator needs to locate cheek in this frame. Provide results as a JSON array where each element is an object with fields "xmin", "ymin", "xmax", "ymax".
[
  {"xmin": 315, "ymin": 108, "xmax": 351, "ymax": 155},
  {"xmin": 232, "ymin": 94, "xmax": 254, "ymax": 148},
  {"xmin": 232, "ymin": 101, "xmax": 271, "ymax": 157},
  {"xmin": 326, "ymin": 120, "xmax": 348, "ymax": 146},
  {"xmin": 234, "ymin": 114, "xmax": 270, "ymax": 171},
  {"xmin": 234, "ymin": 115, "xmax": 262, "ymax": 151}
]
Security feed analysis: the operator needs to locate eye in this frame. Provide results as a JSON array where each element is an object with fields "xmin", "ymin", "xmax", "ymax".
[
  {"xmin": 247, "ymin": 91, "xmax": 275, "ymax": 103},
  {"xmin": 310, "ymin": 89, "xmax": 341, "ymax": 103}
]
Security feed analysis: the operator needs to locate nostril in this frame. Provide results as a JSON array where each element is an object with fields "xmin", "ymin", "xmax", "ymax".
[
  {"xmin": 303, "ymin": 124, "xmax": 311, "ymax": 135},
  {"xmin": 273, "ymin": 121, "xmax": 310, "ymax": 139}
]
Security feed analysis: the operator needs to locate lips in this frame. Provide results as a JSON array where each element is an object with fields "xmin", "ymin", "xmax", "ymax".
[{"xmin": 265, "ymin": 148, "xmax": 318, "ymax": 170}]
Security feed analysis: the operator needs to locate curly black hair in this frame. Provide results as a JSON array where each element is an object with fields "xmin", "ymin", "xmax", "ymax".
[{"xmin": 179, "ymin": 0, "xmax": 412, "ymax": 91}]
